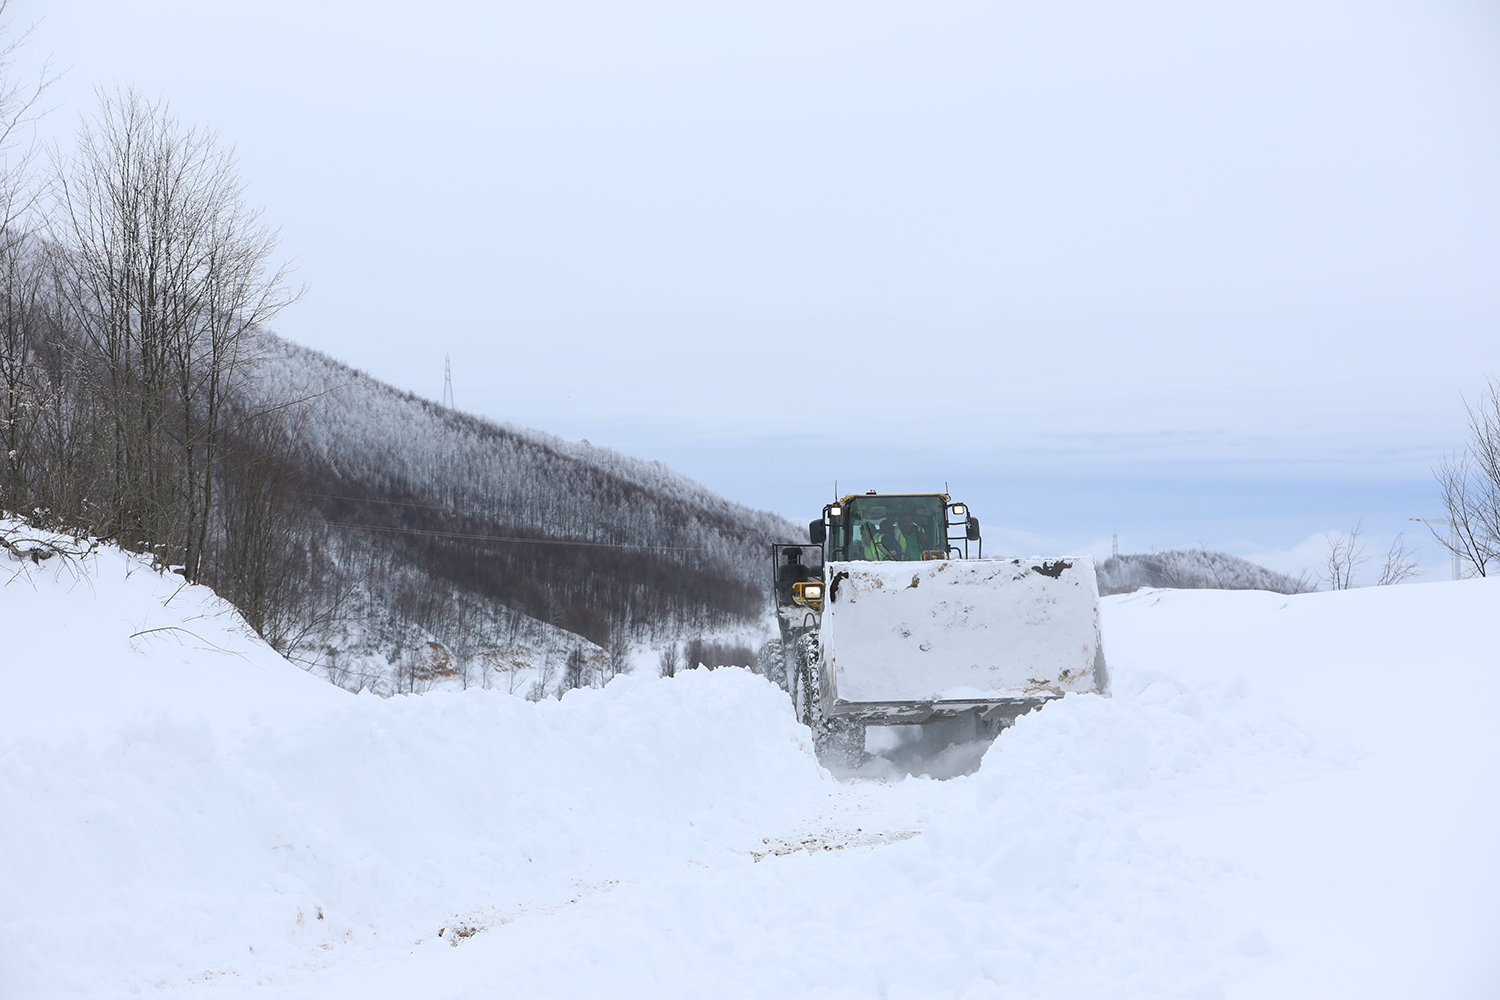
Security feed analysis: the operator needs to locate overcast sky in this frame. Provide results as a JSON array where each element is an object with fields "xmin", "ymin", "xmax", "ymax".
[{"xmin": 21, "ymin": 0, "xmax": 1500, "ymax": 580}]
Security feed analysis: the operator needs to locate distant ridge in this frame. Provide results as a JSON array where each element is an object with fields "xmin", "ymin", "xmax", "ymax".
[{"xmin": 1097, "ymin": 550, "xmax": 1310, "ymax": 596}]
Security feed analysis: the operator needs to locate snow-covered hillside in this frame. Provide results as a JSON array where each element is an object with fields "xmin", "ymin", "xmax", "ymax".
[
  {"xmin": 1097, "ymin": 549, "xmax": 1308, "ymax": 595},
  {"xmin": 3, "ymin": 526, "xmax": 1496, "ymax": 998},
  {"xmin": 241, "ymin": 333, "xmax": 801, "ymax": 691}
]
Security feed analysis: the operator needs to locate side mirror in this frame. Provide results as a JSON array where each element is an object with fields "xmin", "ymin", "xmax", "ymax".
[
  {"xmin": 809, "ymin": 519, "xmax": 827, "ymax": 544},
  {"xmin": 966, "ymin": 516, "xmax": 981, "ymax": 541}
]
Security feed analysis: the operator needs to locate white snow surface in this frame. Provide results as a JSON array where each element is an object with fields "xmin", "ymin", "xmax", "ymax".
[
  {"xmin": 0, "ymin": 527, "xmax": 347, "ymax": 741},
  {"xmin": 3, "ymin": 524, "xmax": 1498, "ymax": 998},
  {"xmin": 821, "ymin": 556, "xmax": 1104, "ymax": 704}
]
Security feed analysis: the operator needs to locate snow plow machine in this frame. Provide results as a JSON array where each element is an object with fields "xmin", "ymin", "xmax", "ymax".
[{"xmin": 767, "ymin": 491, "xmax": 1109, "ymax": 762}]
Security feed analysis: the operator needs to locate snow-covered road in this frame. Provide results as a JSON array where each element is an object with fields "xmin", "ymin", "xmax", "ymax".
[{"xmin": 2, "ymin": 527, "xmax": 1496, "ymax": 998}]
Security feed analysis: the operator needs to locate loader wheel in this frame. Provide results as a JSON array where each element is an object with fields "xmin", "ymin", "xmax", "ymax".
[
  {"xmin": 817, "ymin": 717, "xmax": 867, "ymax": 768},
  {"xmin": 789, "ymin": 634, "xmax": 866, "ymax": 767},
  {"xmin": 757, "ymin": 638, "xmax": 787, "ymax": 692},
  {"xmin": 791, "ymin": 654, "xmax": 814, "ymax": 727},
  {"xmin": 793, "ymin": 633, "xmax": 820, "ymax": 728}
]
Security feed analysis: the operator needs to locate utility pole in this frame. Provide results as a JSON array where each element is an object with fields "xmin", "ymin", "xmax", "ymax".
[
  {"xmin": 1410, "ymin": 517, "xmax": 1460, "ymax": 580},
  {"xmin": 1112, "ymin": 531, "xmax": 1119, "ymax": 561},
  {"xmin": 443, "ymin": 354, "xmax": 454, "ymax": 409}
]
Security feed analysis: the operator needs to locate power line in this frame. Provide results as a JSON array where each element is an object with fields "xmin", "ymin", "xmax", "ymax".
[
  {"xmin": 304, "ymin": 491, "xmax": 702, "ymax": 554},
  {"xmin": 300, "ymin": 491, "xmax": 645, "ymax": 542},
  {"xmin": 321, "ymin": 520, "xmax": 699, "ymax": 551},
  {"xmin": 303, "ymin": 491, "xmax": 626, "ymax": 531},
  {"xmin": 301, "ymin": 491, "xmax": 473, "ymax": 514}
]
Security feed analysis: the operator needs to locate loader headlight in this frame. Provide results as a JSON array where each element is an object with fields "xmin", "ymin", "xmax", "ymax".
[
  {"xmin": 950, "ymin": 504, "xmax": 966, "ymax": 516},
  {"xmin": 828, "ymin": 505, "xmax": 842, "ymax": 518},
  {"xmin": 792, "ymin": 582, "xmax": 823, "ymax": 605}
]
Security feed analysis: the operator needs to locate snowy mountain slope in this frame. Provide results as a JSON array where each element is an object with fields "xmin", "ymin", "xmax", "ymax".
[
  {"xmin": 3, "ymin": 528, "xmax": 1496, "ymax": 999},
  {"xmin": 250, "ymin": 334, "xmax": 791, "ymax": 541},
  {"xmin": 240, "ymin": 333, "xmax": 801, "ymax": 688}
]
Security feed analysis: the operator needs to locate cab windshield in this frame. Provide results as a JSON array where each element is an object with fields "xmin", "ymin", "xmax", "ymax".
[{"xmin": 844, "ymin": 495, "xmax": 947, "ymax": 561}]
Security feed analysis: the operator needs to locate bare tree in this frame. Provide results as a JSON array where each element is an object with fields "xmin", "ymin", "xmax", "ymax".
[
  {"xmin": 47, "ymin": 87, "xmax": 300, "ymax": 577},
  {"xmin": 525, "ymin": 656, "xmax": 556, "ymax": 702},
  {"xmin": 1375, "ymin": 532, "xmax": 1423, "ymax": 586},
  {"xmin": 1282, "ymin": 567, "xmax": 1316, "ymax": 595},
  {"xmin": 1321, "ymin": 521, "xmax": 1366, "ymax": 590},
  {"xmin": 658, "ymin": 642, "xmax": 677, "ymax": 678},
  {"xmin": 0, "ymin": 2, "xmax": 59, "ymax": 517},
  {"xmin": 597, "ymin": 640, "xmax": 628, "ymax": 685},
  {"xmin": 559, "ymin": 646, "xmax": 588, "ymax": 694},
  {"xmin": 1433, "ymin": 379, "xmax": 1500, "ymax": 577}
]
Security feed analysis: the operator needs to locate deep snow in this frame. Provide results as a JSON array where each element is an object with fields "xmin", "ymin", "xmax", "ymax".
[{"xmin": 2, "ymin": 522, "xmax": 1496, "ymax": 998}]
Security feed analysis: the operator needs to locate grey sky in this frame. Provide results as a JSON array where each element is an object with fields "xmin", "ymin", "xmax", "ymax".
[{"xmin": 24, "ymin": 0, "xmax": 1500, "ymax": 577}]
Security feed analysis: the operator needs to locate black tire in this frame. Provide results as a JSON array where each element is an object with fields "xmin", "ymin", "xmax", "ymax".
[
  {"xmin": 793, "ymin": 633, "xmax": 820, "ymax": 727},
  {"xmin": 790, "ymin": 633, "xmax": 866, "ymax": 766},
  {"xmin": 818, "ymin": 716, "xmax": 867, "ymax": 767},
  {"xmin": 757, "ymin": 638, "xmax": 787, "ymax": 691}
]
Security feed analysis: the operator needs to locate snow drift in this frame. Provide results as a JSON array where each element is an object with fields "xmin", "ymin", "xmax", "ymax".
[
  {"xmin": 3, "ymin": 519, "xmax": 1497, "ymax": 999},
  {"xmin": 0, "ymin": 520, "xmax": 823, "ymax": 997}
]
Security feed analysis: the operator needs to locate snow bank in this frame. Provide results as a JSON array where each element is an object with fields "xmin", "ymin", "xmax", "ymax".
[
  {"xmin": 220, "ymin": 580, "xmax": 1492, "ymax": 1000},
  {"xmin": 163, "ymin": 585, "xmax": 1373, "ymax": 1000},
  {"xmin": 0, "ymin": 520, "xmax": 346, "ymax": 741},
  {"xmin": 1101, "ymin": 582, "xmax": 1500, "ymax": 999},
  {"xmin": 0, "ymin": 523, "xmax": 827, "ymax": 998},
  {"xmin": 5, "ymin": 520, "xmax": 1497, "ymax": 999},
  {"xmin": 1, "ymin": 671, "xmax": 822, "ymax": 998}
]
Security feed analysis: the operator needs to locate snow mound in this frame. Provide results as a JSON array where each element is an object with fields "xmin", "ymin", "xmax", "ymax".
[
  {"xmin": 0, "ymin": 518, "xmax": 346, "ymax": 741},
  {"xmin": 3, "ymin": 522, "xmax": 1497, "ymax": 999},
  {"xmin": 1, "ymin": 670, "xmax": 822, "ymax": 998},
  {"xmin": 0, "ymin": 519, "xmax": 828, "ymax": 997}
]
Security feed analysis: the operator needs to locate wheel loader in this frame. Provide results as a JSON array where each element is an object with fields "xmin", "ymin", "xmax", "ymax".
[{"xmin": 766, "ymin": 491, "xmax": 1108, "ymax": 762}]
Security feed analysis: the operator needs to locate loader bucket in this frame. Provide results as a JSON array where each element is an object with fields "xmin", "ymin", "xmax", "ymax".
[{"xmin": 817, "ymin": 556, "xmax": 1108, "ymax": 724}]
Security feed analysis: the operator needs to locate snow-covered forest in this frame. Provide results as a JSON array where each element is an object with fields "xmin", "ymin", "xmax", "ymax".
[{"xmin": 241, "ymin": 333, "xmax": 803, "ymax": 689}]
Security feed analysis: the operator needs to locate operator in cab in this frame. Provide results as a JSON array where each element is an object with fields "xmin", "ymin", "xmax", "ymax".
[{"xmin": 891, "ymin": 509, "xmax": 932, "ymax": 560}]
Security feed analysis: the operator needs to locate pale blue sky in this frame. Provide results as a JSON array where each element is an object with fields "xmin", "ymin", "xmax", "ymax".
[{"xmin": 20, "ymin": 0, "xmax": 1500, "ymax": 580}]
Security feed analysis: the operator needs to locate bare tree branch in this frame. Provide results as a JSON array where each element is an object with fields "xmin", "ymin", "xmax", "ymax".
[
  {"xmin": 1375, "ymin": 532, "xmax": 1423, "ymax": 586},
  {"xmin": 1321, "ymin": 521, "xmax": 1366, "ymax": 590},
  {"xmin": 1433, "ymin": 379, "xmax": 1500, "ymax": 577}
]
